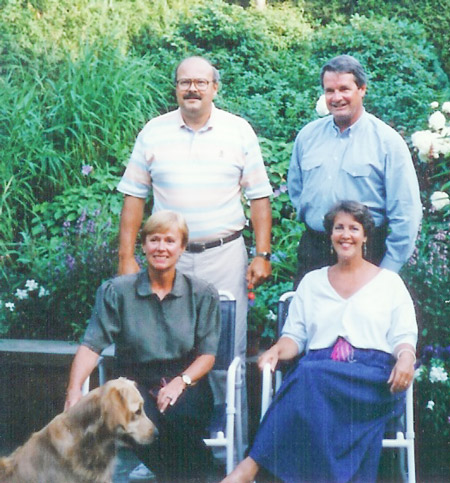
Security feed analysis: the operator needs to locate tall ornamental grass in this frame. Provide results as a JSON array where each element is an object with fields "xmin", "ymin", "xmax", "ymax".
[{"xmin": 0, "ymin": 43, "xmax": 169, "ymax": 249}]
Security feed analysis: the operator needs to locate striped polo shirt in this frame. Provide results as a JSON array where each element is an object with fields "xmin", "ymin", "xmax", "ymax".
[{"xmin": 117, "ymin": 105, "xmax": 273, "ymax": 241}]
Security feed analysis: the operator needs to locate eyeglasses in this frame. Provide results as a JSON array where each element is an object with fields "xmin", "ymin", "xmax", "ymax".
[{"xmin": 176, "ymin": 78, "xmax": 212, "ymax": 91}]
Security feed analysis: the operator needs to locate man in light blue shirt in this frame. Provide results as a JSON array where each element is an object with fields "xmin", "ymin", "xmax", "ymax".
[{"xmin": 288, "ymin": 55, "xmax": 422, "ymax": 283}]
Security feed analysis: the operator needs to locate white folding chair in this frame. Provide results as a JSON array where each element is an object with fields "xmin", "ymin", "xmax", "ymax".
[
  {"xmin": 260, "ymin": 291, "xmax": 416, "ymax": 483},
  {"xmin": 203, "ymin": 290, "xmax": 244, "ymax": 475}
]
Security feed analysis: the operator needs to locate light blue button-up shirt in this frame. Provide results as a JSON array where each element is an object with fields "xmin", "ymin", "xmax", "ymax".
[{"xmin": 288, "ymin": 110, "xmax": 422, "ymax": 272}]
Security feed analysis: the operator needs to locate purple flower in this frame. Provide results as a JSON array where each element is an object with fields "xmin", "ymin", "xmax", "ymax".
[
  {"xmin": 66, "ymin": 255, "xmax": 76, "ymax": 270},
  {"xmin": 280, "ymin": 184, "xmax": 288, "ymax": 193},
  {"xmin": 421, "ymin": 345, "xmax": 435, "ymax": 363},
  {"xmin": 273, "ymin": 189, "xmax": 280, "ymax": 198},
  {"xmin": 81, "ymin": 165, "xmax": 93, "ymax": 176},
  {"xmin": 87, "ymin": 220, "xmax": 96, "ymax": 233}
]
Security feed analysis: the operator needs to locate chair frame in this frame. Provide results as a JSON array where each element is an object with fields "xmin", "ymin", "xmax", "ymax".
[
  {"xmin": 203, "ymin": 290, "xmax": 244, "ymax": 475},
  {"xmin": 260, "ymin": 291, "xmax": 416, "ymax": 483},
  {"xmin": 82, "ymin": 289, "xmax": 244, "ymax": 475}
]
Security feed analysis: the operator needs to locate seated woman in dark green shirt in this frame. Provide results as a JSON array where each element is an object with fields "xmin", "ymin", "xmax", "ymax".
[{"xmin": 65, "ymin": 210, "xmax": 221, "ymax": 481}]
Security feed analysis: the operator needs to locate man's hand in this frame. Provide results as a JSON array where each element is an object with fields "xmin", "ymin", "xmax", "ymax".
[
  {"xmin": 249, "ymin": 197, "xmax": 272, "ymax": 287},
  {"xmin": 246, "ymin": 257, "xmax": 271, "ymax": 288}
]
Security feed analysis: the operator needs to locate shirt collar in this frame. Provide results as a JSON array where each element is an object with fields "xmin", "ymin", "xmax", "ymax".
[
  {"xmin": 331, "ymin": 108, "xmax": 367, "ymax": 136},
  {"xmin": 176, "ymin": 104, "xmax": 216, "ymax": 132},
  {"xmin": 135, "ymin": 268, "xmax": 184, "ymax": 298}
]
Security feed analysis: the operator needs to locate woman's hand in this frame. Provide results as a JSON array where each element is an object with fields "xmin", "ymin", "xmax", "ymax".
[
  {"xmin": 257, "ymin": 337, "xmax": 299, "ymax": 372},
  {"xmin": 258, "ymin": 345, "xmax": 280, "ymax": 372},
  {"xmin": 387, "ymin": 348, "xmax": 415, "ymax": 393},
  {"xmin": 156, "ymin": 376, "xmax": 186, "ymax": 413},
  {"xmin": 64, "ymin": 387, "xmax": 83, "ymax": 411}
]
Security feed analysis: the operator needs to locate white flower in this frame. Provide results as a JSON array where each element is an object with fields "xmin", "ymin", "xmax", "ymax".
[
  {"xmin": 433, "ymin": 133, "xmax": 450, "ymax": 157},
  {"xmin": 38, "ymin": 286, "xmax": 50, "ymax": 298},
  {"xmin": 430, "ymin": 191, "xmax": 450, "ymax": 211},
  {"xmin": 428, "ymin": 111, "xmax": 446, "ymax": 131},
  {"xmin": 426, "ymin": 400, "xmax": 435, "ymax": 410},
  {"xmin": 411, "ymin": 130, "xmax": 435, "ymax": 160},
  {"xmin": 414, "ymin": 366, "xmax": 424, "ymax": 381},
  {"xmin": 315, "ymin": 94, "xmax": 329, "ymax": 117},
  {"xmin": 25, "ymin": 279, "xmax": 39, "ymax": 291},
  {"xmin": 266, "ymin": 310, "xmax": 277, "ymax": 322},
  {"xmin": 5, "ymin": 302, "xmax": 15, "ymax": 312},
  {"xmin": 430, "ymin": 101, "xmax": 439, "ymax": 109},
  {"xmin": 442, "ymin": 101, "xmax": 450, "ymax": 114},
  {"xmin": 15, "ymin": 288, "xmax": 29, "ymax": 300},
  {"xmin": 429, "ymin": 365, "xmax": 448, "ymax": 383}
]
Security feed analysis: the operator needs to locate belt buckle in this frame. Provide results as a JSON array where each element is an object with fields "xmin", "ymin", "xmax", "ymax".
[{"xmin": 188, "ymin": 242, "xmax": 206, "ymax": 253}]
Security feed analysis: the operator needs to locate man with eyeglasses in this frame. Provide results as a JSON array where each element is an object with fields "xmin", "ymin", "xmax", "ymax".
[{"xmin": 116, "ymin": 56, "xmax": 273, "ymax": 477}]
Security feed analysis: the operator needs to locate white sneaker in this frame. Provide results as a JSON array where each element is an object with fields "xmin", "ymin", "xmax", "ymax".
[{"xmin": 128, "ymin": 463, "xmax": 156, "ymax": 481}]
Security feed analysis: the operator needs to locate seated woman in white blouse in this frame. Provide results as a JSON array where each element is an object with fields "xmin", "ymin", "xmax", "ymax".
[{"xmin": 223, "ymin": 200, "xmax": 417, "ymax": 483}]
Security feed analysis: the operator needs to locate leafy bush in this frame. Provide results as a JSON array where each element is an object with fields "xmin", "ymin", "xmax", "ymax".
[
  {"xmin": 307, "ymin": 14, "xmax": 450, "ymax": 132},
  {"xmin": 414, "ymin": 347, "xmax": 450, "ymax": 476},
  {"xmin": 402, "ymin": 101, "xmax": 450, "ymax": 349},
  {"xmin": 0, "ymin": 42, "xmax": 167, "ymax": 248},
  {"xmin": 0, "ymin": 169, "xmax": 124, "ymax": 340},
  {"xmin": 301, "ymin": 0, "xmax": 450, "ymax": 77}
]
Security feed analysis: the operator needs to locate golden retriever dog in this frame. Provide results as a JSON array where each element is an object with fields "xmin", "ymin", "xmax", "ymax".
[{"xmin": 0, "ymin": 377, "xmax": 155, "ymax": 483}]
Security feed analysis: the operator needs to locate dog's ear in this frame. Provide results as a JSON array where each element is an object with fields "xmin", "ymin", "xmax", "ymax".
[
  {"xmin": 101, "ymin": 384, "xmax": 130, "ymax": 431},
  {"xmin": 68, "ymin": 391, "xmax": 102, "ymax": 429}
]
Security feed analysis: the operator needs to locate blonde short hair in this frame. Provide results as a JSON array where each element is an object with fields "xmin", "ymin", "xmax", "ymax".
[{"xmin": 140, "ymin": 210, "xmax": 189, "ymax": 247}]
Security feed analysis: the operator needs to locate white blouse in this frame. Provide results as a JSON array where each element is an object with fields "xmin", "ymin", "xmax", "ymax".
[{"xmin": 282, "ymin": 267, "xmax": 417, "ymax": 355}]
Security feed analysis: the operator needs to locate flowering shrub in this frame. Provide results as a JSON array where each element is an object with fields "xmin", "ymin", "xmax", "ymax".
[
  {"xmin": 414, "ymin": 346, "xmax": 450, "ymax": 471},
  {"xmin": 404, "ymin": 101, "xmax": 450, "ymax": 347},
  {"xmin": 0, "ymin": 166, "xmax": 128, "ymax": 339},
  {"xmin": 0, "ymin": 279, "xmax": 51, "ymax": 337},
  {"xmin": 411, "ymin": 101, "xmax": 450, "ymax": 209},
  {"xmin": 404, "ymin": 101, "xmax": 450, "ymax": 475}
]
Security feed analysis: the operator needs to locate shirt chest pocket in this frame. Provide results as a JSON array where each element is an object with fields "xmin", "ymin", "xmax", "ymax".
[
  {"xmin": 301, "ymin": 154, "xmax": 323, "ymax": 172},
  {"xmin": 341, "ymin": 158, "xmax": 372, "ymax": 178}
]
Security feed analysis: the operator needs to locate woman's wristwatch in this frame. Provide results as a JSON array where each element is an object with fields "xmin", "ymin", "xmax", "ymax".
[
  {"xmin": 180, "ymin": 374, "xmax": 192, "ymax": 387},
  {"xmin": 255, "ymin": 251, "xmax": 271, "ymax": 261}
]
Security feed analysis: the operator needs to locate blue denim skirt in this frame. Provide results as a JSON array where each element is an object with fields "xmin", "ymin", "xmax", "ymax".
[{"xmin": 249, "ymin": 347, "xmax": 405, "ymax": 483}]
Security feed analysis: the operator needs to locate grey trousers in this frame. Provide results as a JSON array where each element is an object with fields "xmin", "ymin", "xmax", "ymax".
[{"xmin": 177, "ymin": 236, "xmax": 249, "ymax": 450}]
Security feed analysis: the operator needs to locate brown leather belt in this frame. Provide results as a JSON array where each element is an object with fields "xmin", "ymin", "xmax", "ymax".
[{"xmin": 185, "ymin": 231, "xmax": 242, "ymax": 253}]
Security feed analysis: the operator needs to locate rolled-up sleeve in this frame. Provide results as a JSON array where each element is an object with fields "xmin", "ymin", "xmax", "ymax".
[
  {"xmin": 387, "ymin": 279, "xmax": 418, "ymax": 350},
  {"xmin": 280, "ymin": 283, "xmax": 308, "ymax": 354},
  {"xmin": 194, "ymin": 284, "xmax": 221, "ymax": 356},
  {"xmin": 82, "ymin": 281, "xmax": 121, "ymax": 354}
]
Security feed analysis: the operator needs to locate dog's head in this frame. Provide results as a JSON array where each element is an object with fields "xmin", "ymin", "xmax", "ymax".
[{"xmin": 99, "ymin": 378, "xmax": 155, "ymax": 445}]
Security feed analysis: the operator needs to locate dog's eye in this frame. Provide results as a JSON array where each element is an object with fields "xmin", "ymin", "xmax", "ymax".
[{"xmin": 135, "ymin": 408, "xmax": 142, "ymax": 416}]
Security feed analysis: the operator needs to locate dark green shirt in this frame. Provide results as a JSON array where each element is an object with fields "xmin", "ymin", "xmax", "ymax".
[{"xmin": 82, "ymin": 269, "xmax": 221, "ymax": 364}]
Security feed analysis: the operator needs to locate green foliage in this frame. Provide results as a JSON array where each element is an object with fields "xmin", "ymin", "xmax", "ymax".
[
  {"xmin": 0, "ymin": 170, "xmax": 123, "ymax": 339},
  {"xmin": 307, "ymin": 15, "xmax": 450, "ymax": 132},
  {"xmin": 414, "ymin": 353, "xmax": 450, "ymax": 474},
  {"xmin": 0, "ymin": 42, "xmax": 167, "ymax": 248},
  {"xmin": 402, "ymin": 215, "xmax": 450, "ymax": 347},
  {"xmin": 302, "ymin": 0, "xmax": 450, "ymax": 77}
]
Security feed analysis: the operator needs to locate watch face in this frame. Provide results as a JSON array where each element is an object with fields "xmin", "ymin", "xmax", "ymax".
[{"xmin": 182, "ymin": 374, "xmax": 192, "ymax": 385}]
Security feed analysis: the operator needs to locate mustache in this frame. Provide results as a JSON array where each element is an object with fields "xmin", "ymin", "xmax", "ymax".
[{"xmin": 183, "ymin": 93, "xmax": 202, "ymax": 100}]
